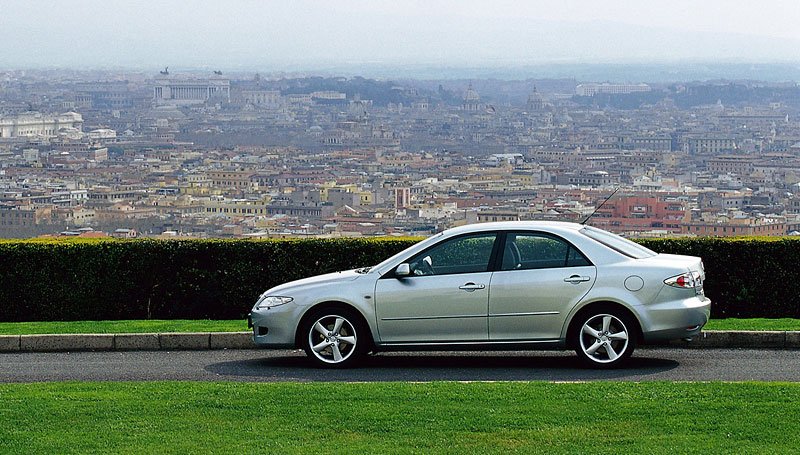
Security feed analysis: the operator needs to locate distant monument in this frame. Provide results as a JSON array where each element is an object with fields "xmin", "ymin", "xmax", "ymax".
[
  {"xmin": 152, "ymin": 70, "xmax": 230, "ymax": 105},
  {"xmin": 462, "ymin": 83, "xmax": 482, "ymax": 112}
]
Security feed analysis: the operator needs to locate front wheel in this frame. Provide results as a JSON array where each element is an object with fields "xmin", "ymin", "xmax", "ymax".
[
  {"xmin": 574, "ymin": 311, "xmax": 636, "ymax": 368},
  {"xmin": 302, "ymin": 308, "xmax": 367, "ymax": 368}
]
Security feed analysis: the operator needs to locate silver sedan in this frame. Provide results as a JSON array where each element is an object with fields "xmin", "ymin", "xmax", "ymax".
[{"xmin": 249, "ymin": 221, "xmax": 711, "ymax": 368}]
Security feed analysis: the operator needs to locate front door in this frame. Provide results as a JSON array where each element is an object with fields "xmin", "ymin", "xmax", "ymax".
[{"xmin": 375, "ymin": 232, "xmax": 498, "ymax": 343}]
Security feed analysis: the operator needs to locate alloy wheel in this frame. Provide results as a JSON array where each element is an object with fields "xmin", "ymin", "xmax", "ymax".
[
  {"xmin": 307, "ymin": 314, "xmax": 358, "ymax": 364},
  {"xmin": 578, "ymin": 313, "xmax": 630, "ymax": 365}
]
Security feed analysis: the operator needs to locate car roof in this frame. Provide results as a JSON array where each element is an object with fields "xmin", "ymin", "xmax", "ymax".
[
  {"xmin": 441, "ymin": 221, "xmax": 584, "ymax": 236},
  {"xmin": 371, "ymin": 220, "xmax": 624, "ymax": 275}
]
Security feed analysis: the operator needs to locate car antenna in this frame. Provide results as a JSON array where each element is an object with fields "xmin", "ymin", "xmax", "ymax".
[{"xmin": 580, "ymin": 187, "xmax": 619, "ymax": 225}]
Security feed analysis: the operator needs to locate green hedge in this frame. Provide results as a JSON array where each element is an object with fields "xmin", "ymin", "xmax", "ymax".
[
  {"xmin": 637, "ymin": 237, "xmax": 800, "ymax": 319},
  {"xmin": 0, "ymin": 238, "xmax": 415, "ymax": 322},
  {"xmin": 0, "ymin": 236, "xmax": 797, "ymax": 322}
]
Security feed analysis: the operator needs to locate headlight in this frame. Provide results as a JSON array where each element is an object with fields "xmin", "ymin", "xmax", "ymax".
[{"xmin": 255, "ymin": 296, "xmax": 293, "ymax": 310}]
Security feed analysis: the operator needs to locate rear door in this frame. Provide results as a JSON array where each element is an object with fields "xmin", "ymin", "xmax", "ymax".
[{"xmin": 489, "ymin": 232, "xmax": 596, "ymax": 340}]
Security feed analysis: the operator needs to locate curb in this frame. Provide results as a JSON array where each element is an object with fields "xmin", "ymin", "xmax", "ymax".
[
  {"xmin": 0, "ymin": 331, "xmax": 798, "ymax": 353},
  {"xmin": 0, "ymin": 332, "xmax": 256, "ymax": 353},
  {"xmin": 667, "ymin": 330, "xmax": 797, "ymax": 349}
]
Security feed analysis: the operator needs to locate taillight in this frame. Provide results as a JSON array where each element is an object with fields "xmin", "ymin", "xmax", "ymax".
[{"xmin": 664, "ymin": 272, "xmax": 696, "ymax": 289}]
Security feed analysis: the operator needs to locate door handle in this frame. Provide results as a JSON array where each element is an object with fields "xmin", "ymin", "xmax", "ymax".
[
  {"xmin": 459, "ymin": 282, "xmax": 486, "ymax": 292},
  {"xmin": 564, "ymin": 275, "xmax": 591, "ymax": 284}
]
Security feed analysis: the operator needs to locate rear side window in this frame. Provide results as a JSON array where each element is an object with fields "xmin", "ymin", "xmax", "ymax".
[
  {"xmin": 567, "ymin": 245, "xmax": 592, "ymax": 267},
  {"xmin": 501, "ymin": 232, "xmax": 592, "ymax": 270},
  {"xmin": 579, "ymin": 226, "xmax": 656, "ymax": 259}
]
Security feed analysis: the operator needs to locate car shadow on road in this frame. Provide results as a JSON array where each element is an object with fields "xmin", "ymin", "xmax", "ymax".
[{"xmin": 205, "ymin": 351, "xmax": 679, "ymax": 382}]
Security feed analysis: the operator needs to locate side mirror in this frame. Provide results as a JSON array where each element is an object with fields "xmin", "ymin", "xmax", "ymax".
[{"xmin": 395, "ymin": 263, "xmax": 411, "ymax": 277}]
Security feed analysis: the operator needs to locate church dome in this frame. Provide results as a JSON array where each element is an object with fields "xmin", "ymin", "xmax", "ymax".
[{"xmin": 463, "ymin": 83, "xmax": 480, "ymax": 101}]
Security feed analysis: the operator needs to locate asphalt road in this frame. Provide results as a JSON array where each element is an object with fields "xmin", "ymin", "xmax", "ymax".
[{"xmin": 1, "ymin": 348, "xmax": 799, "ymax": 383}]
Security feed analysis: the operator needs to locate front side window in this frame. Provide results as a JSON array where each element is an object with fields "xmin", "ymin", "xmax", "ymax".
[
  {"xmin": 407, "ymin": 233, "xmax": 497, "ymax": 276},
  {"xmin": 501, "ymin": 232, "xmax": 591, "ymax": 271}
]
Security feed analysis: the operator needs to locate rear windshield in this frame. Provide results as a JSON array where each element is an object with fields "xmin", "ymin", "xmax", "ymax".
[{"xmin": 579, "ymin": 226, "xmax": 657, "ymax": 259}]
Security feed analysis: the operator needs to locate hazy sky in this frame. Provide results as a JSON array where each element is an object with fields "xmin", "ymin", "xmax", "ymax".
[{"xmin": 2, "ymin": 0, "xmax": 800, "ymax": 70}]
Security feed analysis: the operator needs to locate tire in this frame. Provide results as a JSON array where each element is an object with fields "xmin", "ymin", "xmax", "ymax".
[
  {"xmin": 573, "ymin": 309, "xmax": 636, "ymax": 368},
  {"xmin": 301, "ymin": 307, "xmax": 368, "ymax": 368}
]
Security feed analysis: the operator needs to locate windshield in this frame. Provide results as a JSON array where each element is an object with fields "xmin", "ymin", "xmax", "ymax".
[{"xmin": 580, "ymin": 226, "xmax": 657, "ymax": 259}]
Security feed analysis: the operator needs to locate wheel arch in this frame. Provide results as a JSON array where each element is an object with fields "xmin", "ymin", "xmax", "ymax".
[{"xmin": 564, "ymin": 300, "xmax": 644, "ymax": 349}]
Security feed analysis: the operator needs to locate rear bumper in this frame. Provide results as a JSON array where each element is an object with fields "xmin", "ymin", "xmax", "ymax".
[{"xmin": 640, "ymin": 296, "xmax": 711, "ymax": 343}]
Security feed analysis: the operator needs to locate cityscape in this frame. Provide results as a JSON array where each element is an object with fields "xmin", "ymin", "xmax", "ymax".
[
  {"xmin": 4, "ymin": 1, "xmax": 800, "ymax": 452},
  {"xmin": 2, "ymin": 67, "xmax": 800, "ymax": 239}
]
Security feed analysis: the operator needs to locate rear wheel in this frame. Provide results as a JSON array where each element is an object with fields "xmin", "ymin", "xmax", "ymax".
[
  {"xmin": 302, "ymin": 307, "xmax": 367, "ymax": 368},
  {"xmin": 574, "ymin": 310, "xmax": 636, "ymax": 368}
]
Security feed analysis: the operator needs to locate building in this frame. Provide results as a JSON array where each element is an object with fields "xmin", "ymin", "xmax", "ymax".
[
  {"xmin": 630, "ymin": 136, "xmax": 672, "ymax": 151},
  {"xmin": 575, "ymin": 83, "xmax": 651, "ymax": 96},
  {"xmin": 241, "ymin": 90, "xmax": 281, "ymax": 108},
  {"xmin": 0, "ymin": 206, "xmax": 54, "ymax": 234},
  {"xmin": 394, "ymin": 187, "xmax": 411, "ymax": 209},
  {"xmin": 686, "ymin": 137, "xmax": 738, "ymax": 155},
  {"xmin": 462, "ymin": 84, "xmax": 482, "ymax": 112},
  {"xmin": 589, "ymin": 195, "xmax": 686, "ymax": 234},
  {"xmin": 556, "ymin": 170, "xmax": 614, "ymax": 187},
  {"xmin": 526, "ymin": 86, "xmax": 545, "ymax": 111},
  {"xmin": 477, "ymin": 210, "xmax": 519, "ymax": 223},
  {"xmin": 0, "ymin": 112, "xmax": 83, "ymax": 139},
  {"xmin": 73, "ymin": 81, "xmax": 135, "ymax": 109},
  {"xmin": 707, "ymin": 155, "xmax": 755, "ymax": 175},
  {"xmin": 681, "ymin": 218, "xmax": 786, "ymax": 236},
  {"xmin": 152, "ymin": 73, "xmax": 230, "ymax": 105},
  {"xmin": 86, "ymin": 129, "xmax": 117, "ymax": 142},
  {"xmin": 207, "ymin": 170, "xmax": 255, "ymax": 191}
]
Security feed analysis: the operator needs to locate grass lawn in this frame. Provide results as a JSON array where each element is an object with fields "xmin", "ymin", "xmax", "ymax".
[
  {"xmin": 0, "ymin": 318, "xmax": 800, "ymax": 335},
  {"xmin": 704, "ymin": 318, "xmax": 800, "ymax": 331},
  {"xmin": 0, "ymin": 318, "xmax": 798, "ymax": 335},
  {"xmin": 0, "ymin": 319, "xmax": 247, "ymax": 335},
  {"xmin": 0, "ymin": 381, "xmax": 798, "ymax": 453}
]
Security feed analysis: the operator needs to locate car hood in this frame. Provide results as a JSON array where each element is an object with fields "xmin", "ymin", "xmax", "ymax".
[{"xmin": 265, "ymin": 269, "xmax": 363, "ymax": 295}]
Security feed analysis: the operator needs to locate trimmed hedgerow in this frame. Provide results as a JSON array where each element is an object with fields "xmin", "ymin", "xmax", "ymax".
[
  {"xmin": 0, "ymin": 238, "xmax": 416, "ymax": 322},
  {"xmin": 0, "ymin": 236, "xmax": 796, "ymax": 321},
  {"xmin": 637, "ymin": 236, "xmax": 800, "ymax": 319}
]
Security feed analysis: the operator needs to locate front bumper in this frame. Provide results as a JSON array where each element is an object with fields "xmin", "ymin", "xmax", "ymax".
[{"xmin": 249, "ymin": 304, "xmax": 301, "ymax": 348}]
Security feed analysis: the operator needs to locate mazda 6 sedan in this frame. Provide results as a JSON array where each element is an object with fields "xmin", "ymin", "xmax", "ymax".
[{"xmin": 249, "ymin": 221, "xmax": 710, "ymax": 368}]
